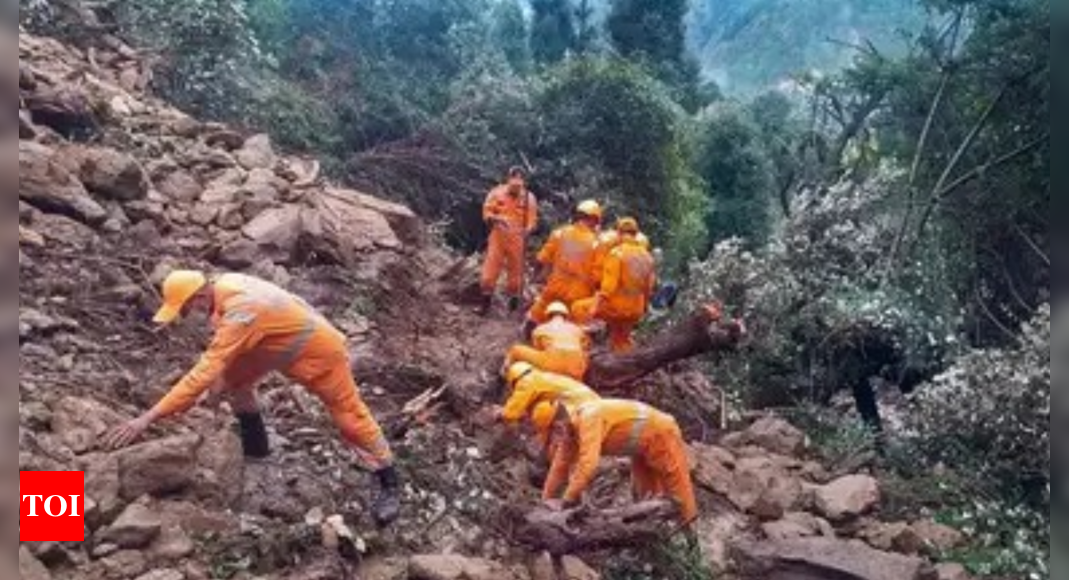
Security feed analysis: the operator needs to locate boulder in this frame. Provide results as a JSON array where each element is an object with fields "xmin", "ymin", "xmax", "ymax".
[
  {"xmin": 51, "ymin": 396, "xmax": 126, "ymax": 454},
  {"xmin": 192, "ymin": 428, "xmax": 244, "ymax": 507},
  {"xmin": 408, "ymin": 555, "xmax": 528, "ymax": 580},
  {"xmin": 154, "ymin": 169, "xmax": 202, "ymax": 203},
  {"xmin": 859, "ymin": 521, "xmax": 924, "ymax": 555},
  {"xmin": 83, "ymin": 453, "xmax": 123, "ymax": 526},
  {"xmin": 935, "ymin": 563, "xmax": 972, "ymax": 580},
  {"xmin": 135, "ymin": 570, "xmax": 184, "ymax": 580},
  {"xmin": 217, "ymin": 238, "xmax": 261, "ymax": 269},
  {"xmin": 691, "ymin": 444, "xmax": 736, "ymax": 497},
  {"xmin": 99, "ymin": 502, "xmax": 163, "ymax": 549},
  {"xmin": 726, "ymin": 456, "xmax": 803, "ymax": 521},
  {"xmin": 115, "ymin": 436, "xmax": 200, "ymax": 501},
  {"xmin": 814, "ymin": 475, "xmax": 881, "ymax": 522},
  {"xmin": 235, "ymin": 134, "xmax": 277, "ymax": 170},
  {"xmin": 729, "ymin": 537, "xmax": 938, "ymax": 580},
  {"xmin": 528, "ymin": 553, "xmax": 555, "ymax": 580},
  {"xmin": 560, "ymin": 556, "xmax": 600, "ymax": 580},
  {"xmin": 77, "ymin": 147, "xmax": 149, "ymax": 202},
  {"xmin": 20, "ymin": 108, "xmax": 37, "ymax": 139},
  {"xmin": 33, "ymin": 212, "xmax": 102, "ymax": 248},
  {"xmin": 762, "ymin": 512, "xmax": 835, "ymax": 541},
  {"xmin": 723, "ymin": 417, "xmax": 807, "ymax": 457},
  {"xmin": 20, "ymin": 141, "xmax": 108, "ymax": 225},
  {"xmin": 150, "ymin": 525, "xmax": 195, "ymax": 560},
  {"xmin": 241, "ymin": 205, "xmax": 305, "ymax": 263},
  {"xmin": 357, "ymin": 558, "xmax": 408, "ymax": 580},
  {"xmin": 343, "ymin": 188, "xmax": 424, "ymax": 246},
  {"xmin": 911, "ymin": 520, "xmax": 965, "ymax": 554},
  {"xmin": 97, "ymin": 550, "xmax": 148, "ymax": 579},
  {"xmin": 20, "ymin": 546, "xmax": 52, "ymax": 580},
  {"xmin": 311, "ymin": 188, "xmax": 403, "ymax": 261}
]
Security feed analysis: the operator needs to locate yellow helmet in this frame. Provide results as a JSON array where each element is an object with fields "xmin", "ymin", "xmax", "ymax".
[
  {"xmin": 506, "ymin": 362, "xmax": 536, "ymax": 389},
  {"xmin": 153, "ymin": 270, "xmax": 208, "ymax": 325},
  {"xmin": 530, "ymin": 401, "xmax": 559, "ymax": 434},
  {"xmin": 546, "ymin": 302, "xmax": 570, "ymax": 318},
  {"xmin": 616, "ymin": 217, "xmax": 640, "ymax": 235},
  {"xmin": 576, "ymin": 200, "xmax": 603, "ymax": 221}
]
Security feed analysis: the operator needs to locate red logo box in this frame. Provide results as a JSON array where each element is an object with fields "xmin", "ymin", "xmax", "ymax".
[{"xmin": 20, "ymin": 472, "xmax": 86, "ymax": 542}]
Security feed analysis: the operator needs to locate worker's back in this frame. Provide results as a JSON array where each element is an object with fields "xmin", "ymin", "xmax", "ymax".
[
  {"xmin": 601, "ymin": 241, "xmax": 656, "ymax": 316},
  {"xmin": 533, "ymin": 317, "xmax": 590, "ymax": 354},
  {"xmin": 211, "ymin": 273, "xmax": 343, "ymax": 355}
]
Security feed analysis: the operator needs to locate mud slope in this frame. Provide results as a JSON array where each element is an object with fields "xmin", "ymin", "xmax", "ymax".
[{"xmin": 19, "ymin": 28, "xmax": 973, "ymax": 580}]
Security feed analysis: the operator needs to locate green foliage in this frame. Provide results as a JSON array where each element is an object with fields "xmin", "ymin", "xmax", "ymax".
[
  {"xmin": 492, "ymin": 0, "xmax": 532, "ymax": 73},
  {"xmin": 530, "ymin": 0, "xmax": 577, "ymax": 64},
  {"xmin": 107, "ymin": 0, "xmax": 264, "ymax": 122},
  {"xmin": 604, "ymin": 537, "xmax": 717, "ymax": 580},
  {"xmin": 693, "ymin": 104, "xmax": 776, "ymax": 247},
  {"xmin": 608, "ymin": 0, "xmax": 688, "ymax": 67},
  {"xmin": 535, "ymin": 57, "xmax": 708, "ymax": 268}
]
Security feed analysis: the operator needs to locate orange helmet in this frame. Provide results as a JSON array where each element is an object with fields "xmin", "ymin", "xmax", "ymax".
[
  {"xmin": 616, "ymin": 217, "xmax": 640, "ymax": 235},
  {"xmin": 154, "ymin": 270, "xmax": 208, "ymax": 325}
]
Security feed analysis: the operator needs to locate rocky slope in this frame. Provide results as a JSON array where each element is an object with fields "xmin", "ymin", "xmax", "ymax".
[{"xmin": 19, "ymin": 28, "xmax": 974, "ymax": 580}]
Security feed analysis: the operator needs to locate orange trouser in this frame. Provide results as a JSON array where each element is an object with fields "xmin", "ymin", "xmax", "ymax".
[
  {"xmin": 634, "ymin": 418, "xmax": 698, "ymax": 523},
  {"xmin": 481, "ymin": 229, "xmax": 526, "ymax": 297},
  {"xmin": 506, "ymin": 344, "xmax": 588, "ymax": 381},
  {"xmin": 221, "ymin": 333, "xmax": 393, "ymax": 470},
  {"xmin": 571, "ymin": 297, "xmax": 640, "ymax": 353}
]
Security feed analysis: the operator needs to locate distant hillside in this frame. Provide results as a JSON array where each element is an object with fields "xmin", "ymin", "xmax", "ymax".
[
  {"xmin": 518, "ymin": 0, "xmax": 929, "ymax": 96},
  {"xmin": 686, "ymin": 0, "xmax": 928, "ymax": 95}
]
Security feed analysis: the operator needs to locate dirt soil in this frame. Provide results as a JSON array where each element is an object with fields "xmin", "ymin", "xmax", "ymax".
[{"xmin": 18, "ymin": 26, "xmax": 977, "ymax": 580}]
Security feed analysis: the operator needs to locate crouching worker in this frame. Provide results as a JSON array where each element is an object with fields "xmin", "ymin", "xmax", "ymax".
[
  {"xmin": 104, "ymin": 270, "xmax": 401, "ymax": 527},
  {"xmin": 541, "ymin": 399, "xmax": 698, "ymax": 524},
  {"xmin": 505, "ymin": 302, "xmax": 591, "ymax": 381},
  {"xmin": 499, "ymin": 363, "xmax": 600, "ymax": 439}
]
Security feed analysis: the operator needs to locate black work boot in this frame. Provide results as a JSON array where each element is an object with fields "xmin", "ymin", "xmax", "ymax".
[
  {"xmin": 236, "ymin": 412, "xmax": 271, "ymax": 459},
  {"xmin": 521, "ymin": 318, "xmax": 537, "ymax": 341},
  {"xmin": 507, "ymin": 295, "xmax": 522, "ymax": 313},
  {"xmin": 475, "ymin": 294, "xmax": 493, "ymax": 316},
  {"xmin": 372, "ymin": 466, "xmax": 401, "ymax": 528}
]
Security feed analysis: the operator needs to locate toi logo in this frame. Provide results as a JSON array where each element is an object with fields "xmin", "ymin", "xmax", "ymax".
[{"xmin": 20, "ymin": 472, "xmax": 86, "ymax": 542}]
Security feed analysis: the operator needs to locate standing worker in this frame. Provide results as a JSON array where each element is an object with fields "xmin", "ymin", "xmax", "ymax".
[
  {"xmin": 505, "ymin": 302, "xmax": 591, "ymax": 380},
  {"xmin": 541, "ymin": 399, "xmax": 698, "ymax": 524},
  {"xmin": 480, "ymin": 167, "xmax": 539, "ymax": 315},
  {"xmin": 104, "ymin": 271, "xmax": 402, "ymax": 527},
  {"xmin": 524, "ymin": 200, "xmax": 602, "ymax": 335},
  {"xmin": 573, "ymin": 217, "xmax": 656, "ymax": 352}
]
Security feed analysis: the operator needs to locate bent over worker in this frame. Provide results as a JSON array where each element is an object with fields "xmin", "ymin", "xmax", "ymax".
[
  {"xmin": 505, "ymin": 302, "xmax": 591, "ymax": 380},
  {"xmin": 573, "ymin": 217, "xmax": 656, "ymax": 352},
  {"xmin": 105, "ymin": 270, "xmax": 401, "ymax": 527},
  {"xmin": 592, "ymin": 218, "xmax": 651, "ymax": 283},
  {"xmin": 499, "ymin": 363, "xmax": 600, "ymax": 434},
  {"xmin": 542, "ymin": 399, "xmax": 698, "ymax": 524},
  {"xmin": 480, "ymin": 167, "xmax": 539, "ymax": 315},
  {"xmin": 525, "ymin": 200, "xmax": 602, "ymax": 334}
]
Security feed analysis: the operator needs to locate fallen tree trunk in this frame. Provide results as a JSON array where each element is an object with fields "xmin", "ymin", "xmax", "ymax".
[
  {"xmin": 584, "ymin": 306, "xmax": 744, "ymax": 391},
  {"xmin": 514, "ymin": 500, "xmax": 680, "ymax": 555}
]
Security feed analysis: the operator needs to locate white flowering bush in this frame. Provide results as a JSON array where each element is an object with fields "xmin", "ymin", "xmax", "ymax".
[
  {"xmin": 688, "ymin": 166, "xmax": 960, "ymax": 406},
  {"xmin": 909, "ymin": 304, "xmax": 1050, "ymax": 493}
]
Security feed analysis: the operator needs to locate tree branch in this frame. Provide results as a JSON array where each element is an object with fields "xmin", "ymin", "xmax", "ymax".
[{"xmin": 1015, "ymin": 223, "xmax": 1050, "ymax": 267}]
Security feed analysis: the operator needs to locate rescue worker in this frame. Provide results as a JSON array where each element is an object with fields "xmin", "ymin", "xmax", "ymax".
[
  {"xmin": 541, "ymin": 399, "xmax": 698, "ymax": 524},
  {"xmin": 525, "ymin": 200, "xmax": 602, "ymax": 334},
  {"xmin": 592, "ymin": 218, "xmax": 651, "ymax": 282},
  {"xmin": 103, "ymin": 270, "xmax": 401, "ymax": 527},
  {"xmin": 573, "ymin": 217, "xmax": 657, "ymax": 352},
  {"xmin": 480, "ymin": 167, "xmax": 539, "ymax": 315},
  {"xmin": 498, "ymin": 363, "xmax": 600, "ymax": 434},
  {"xmin": 504, "ymin": 302, "xmax": 591, "ymax": 380}
]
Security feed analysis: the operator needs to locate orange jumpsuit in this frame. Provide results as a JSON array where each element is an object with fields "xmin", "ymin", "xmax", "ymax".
[
  {"xmin": 481, "ymin": 185, "xmax": 538, "ymax": 298},
  {"xmin": 505, "ymin": 317, "xmax": 592, "ymax": 380},
  {"xmin": 573, "ymin": 238, "xmax": 656, "ymax": 352},
  {"xmin": 151, "ymin": 274, "xmax": 393, "ymax": 469},
  {"xmin": 592, "ymin": 230, "xmax": 651, "ymax": 283},
  {"xmin": 528, "ymin": 223, "xmax": 599, "ymax": 323},
  {"xmin": 543, "ymin": 399, "xmax": 697, "ymax": 523},
  {"xmin": 503, "ymin": 369, "xmax": 600, "ymax": 447}
]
